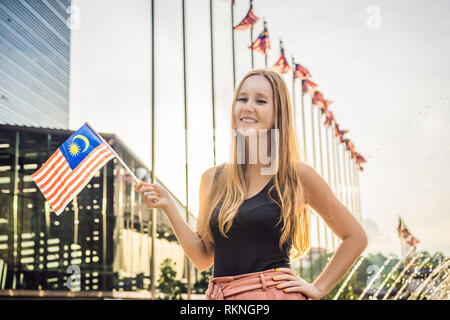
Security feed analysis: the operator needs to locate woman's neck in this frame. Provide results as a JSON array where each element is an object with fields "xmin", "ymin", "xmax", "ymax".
[
  {"xmin": 243, "ymin": 132, "xmax": 272, "ymax": 166},
  {"xmin": 244, "ymin": 163, "xmax": 274, "ymax": 179}
]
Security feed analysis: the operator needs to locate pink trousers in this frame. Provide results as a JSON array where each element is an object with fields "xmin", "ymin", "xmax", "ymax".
[{"xmin": 205, "ymin": 268, "xmax": 309, "ymax": 300}]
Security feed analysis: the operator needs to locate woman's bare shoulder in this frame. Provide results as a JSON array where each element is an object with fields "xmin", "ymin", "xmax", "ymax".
[
  {"xmin": 202, "ymin": 162, "xmax": 225, "ymax": 179},
  {"xmin": 201, "ymin": 162, "xmax": 226, "ymax": 189},
  {"xmin": 298, "ymin": 161, "xmax": 333, "ymax": 204},
  {"xmin": 298, "ymin": 161, "xmax": 315, "ymax": 178}
]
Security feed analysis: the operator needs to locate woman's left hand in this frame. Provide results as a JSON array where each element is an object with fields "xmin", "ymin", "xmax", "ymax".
[{"xmin": 272, "ymin": 268, "xmax": 326, "ymax": 300}]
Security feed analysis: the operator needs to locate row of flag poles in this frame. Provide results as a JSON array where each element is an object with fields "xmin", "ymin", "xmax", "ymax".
[
  {"xmin": 230, "ymin": 0, "xmax": 367, "ymax": 281},
  {"xmin": 31, "ymin": 0, "xmax": 369, "ymax": 299}
]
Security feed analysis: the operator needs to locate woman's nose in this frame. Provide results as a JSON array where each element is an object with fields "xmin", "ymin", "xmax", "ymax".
[{"xmin": 242, "ymin": 100, "xmax": 256, "ymax": 112}]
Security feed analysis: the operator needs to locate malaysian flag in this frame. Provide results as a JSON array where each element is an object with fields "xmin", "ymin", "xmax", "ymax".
[
  {"xmin": 324, "ymin": 109, "xmax": 336, "ymax": 127},
  {"xmin": 343, "ymin": 138, "xmax": 355, "ymax": 154},
  {"xmin": 32, "ymin": 123, "xmax": 115, "ymax": 215},
  {"xmin": 397, "ymin": 217, "xmax": 420, "ymax": 250},
  {"xmin": 234, "ymin": 0, "xmax": 259, "ymax": 31},
  {"xmin": 293, "ymin": 63, "xmax": 311, "ymax": 80},
  {"xmin": 313, "ymin": 91, "xmax": 326, "ymax": 110},
  {"xmin": 353, "ymin": 152, "xmax": 367, "ymax": 164},
  {"xmin": 272, "ymin": 41, "xmax": 290, "ymax": 74},
  {"xmin": 302, "ymin": 79, "xmax": 318, "ymax": 95},
  {"xmin": 334, "ymin": 123, "xmax": 348, "ymax": 142},
  {"xmin": 249, "ymin": 23, "xmax": 270, "ymax": 55}
]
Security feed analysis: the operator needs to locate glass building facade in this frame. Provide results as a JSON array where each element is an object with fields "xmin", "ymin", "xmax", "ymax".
[
  {"xmin": 0, "ymin": 0, "xmax": 71, "ymax": 129},
  {"xmin": 0, "ymin": 124, "xmax": 202, "ymax": 298}
]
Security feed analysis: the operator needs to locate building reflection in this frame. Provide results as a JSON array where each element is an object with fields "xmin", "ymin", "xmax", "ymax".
[{"xmin": 0, "ymin": 124, "xmax": 200, "ymax": 297}]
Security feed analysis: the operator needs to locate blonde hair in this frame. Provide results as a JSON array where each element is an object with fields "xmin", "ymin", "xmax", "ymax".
[{"xmin": 197, "ymin": 69, "xmax": 311, "ymax": 260}]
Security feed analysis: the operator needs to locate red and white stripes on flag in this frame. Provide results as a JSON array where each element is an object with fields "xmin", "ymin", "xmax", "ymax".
[
  {"xmin": 234, "ymin": 1, "xmax": 259, "ymax": 31},
  {"xmin": 32, "ymin": 143, "xmax": 115, "ymax": 215}
]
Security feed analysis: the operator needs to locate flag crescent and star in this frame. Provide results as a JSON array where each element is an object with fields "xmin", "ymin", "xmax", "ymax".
[
  {"xmin": 59, "ymin": 124, "xmax": 102, "ymax": 170},
  {"xmin": 73, "ymin": 134, "xmax": 90, "ymax": 152}
]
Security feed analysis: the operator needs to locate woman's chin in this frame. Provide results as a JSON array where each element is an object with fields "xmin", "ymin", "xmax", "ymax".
[{"xmin": 236, "ymin": 127, "xmax": 260, "ymax": 137}]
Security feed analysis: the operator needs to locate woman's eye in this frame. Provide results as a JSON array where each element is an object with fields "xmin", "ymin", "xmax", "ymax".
[{"xmin": 237, "ymin": 98, "xmax": 266, "ymax": 103}]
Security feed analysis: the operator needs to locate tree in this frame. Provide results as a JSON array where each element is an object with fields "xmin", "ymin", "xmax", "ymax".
[
  {"xmin": 193, "ymin": 267, "xmax": 213, "ymax": 294},
  {"xmin": 157, "ymin": 258, "xmax": 183, "ymax": 300}
]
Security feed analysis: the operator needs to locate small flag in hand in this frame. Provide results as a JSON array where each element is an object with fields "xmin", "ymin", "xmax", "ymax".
[{"xmin": 32, "ymin": 123, "xmax": 115, "ymax": 215}]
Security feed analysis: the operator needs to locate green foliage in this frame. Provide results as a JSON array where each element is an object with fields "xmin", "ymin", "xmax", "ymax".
[
  {"xmin": 157, "ymin": 258, "xmax": 183, "ymax": 300},
  {"xmin": 193, "ymin": 267, "xmax": 213, "ymax": 294}
]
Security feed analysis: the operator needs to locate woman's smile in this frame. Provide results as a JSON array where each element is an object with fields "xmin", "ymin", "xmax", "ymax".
[{"xmin": 241, "ymin": 117, "xmax": 258, "ymax": 123}]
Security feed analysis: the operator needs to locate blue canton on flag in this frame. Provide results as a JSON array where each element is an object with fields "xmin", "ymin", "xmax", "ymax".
[{"xmin": 59, "ymin": 124, "xmax": 102, "ymax": 169}]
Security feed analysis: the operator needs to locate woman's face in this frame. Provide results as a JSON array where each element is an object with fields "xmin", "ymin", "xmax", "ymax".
[{"xmin": 234, "ymin": 75, "xmax": 275, "ymax": 135}]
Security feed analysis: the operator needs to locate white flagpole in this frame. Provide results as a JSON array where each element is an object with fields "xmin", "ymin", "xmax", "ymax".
[{"xmin": 85, "ymin": 121, "xmax": 140, "ymax": 184}]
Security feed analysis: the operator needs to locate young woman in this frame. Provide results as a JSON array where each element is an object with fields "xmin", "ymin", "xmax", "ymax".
[{"xmin": 136, "ymin": 69, "xmax": 368, "ymax": 300}]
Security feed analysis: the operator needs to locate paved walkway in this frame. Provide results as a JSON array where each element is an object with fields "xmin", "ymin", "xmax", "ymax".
[{"xmin": 181, "ymin": 293, "xmax": 206, "ymax": 300}]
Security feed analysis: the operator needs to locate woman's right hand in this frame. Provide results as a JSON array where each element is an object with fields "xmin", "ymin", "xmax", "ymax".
[{"xmin": 135, "ymin": 182, "xmax": 173, "ymax": 212}]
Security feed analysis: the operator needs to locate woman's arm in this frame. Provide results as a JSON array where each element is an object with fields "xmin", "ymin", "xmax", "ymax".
[
  {"xmin": 136, "ymin": 167, "xmax": 216, "ymax": 271},
  {"xmin": 300, "ymin": 163, "xmax": 368, "ymax": 297}
]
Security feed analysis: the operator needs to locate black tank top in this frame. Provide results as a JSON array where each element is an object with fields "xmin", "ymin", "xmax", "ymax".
[{"xmin": 210, "ymin": 170, "xmax": 292, "ymax": 277}]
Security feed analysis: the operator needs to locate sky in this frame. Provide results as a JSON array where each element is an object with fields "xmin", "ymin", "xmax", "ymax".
[{"xmin": 69, "ymin": 0, "xmax": 450, "ymax": 257}]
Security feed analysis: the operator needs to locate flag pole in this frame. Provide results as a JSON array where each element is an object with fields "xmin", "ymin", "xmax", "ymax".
[
  {"xmin": 353, "ymin": 163, "xmax": 359, "ymax": 220},
  {"xmin": 263, "ymin": 19, "xmax": 268, "ymax": 69},
  {"xmin": 342, "ymin": 145, "xmax": 350, "ymax": 213},
  {"xmin": 150, "ymin": 0, "xmax": 157, "ymax": 300},
  {"xmin": 317, "ymin": 106, "xmax": 324, "ymax": 176},
  {"xmin": 331, "ymin": 123, "xmax": 339, "ymax": 251},
  {"xmin": 319, "ymin": 116, "xmax": 327, "ymax": 271},
  {"xmin": 347, "ymin": 150, "xmax": 355, "ymax": 216},
  {"xmin": 291, "ymin": 56, "xmax": 297, "ymax": 131},
  {"xmin": 299, "ymin": 80, "xmax": 313, "ymax": 280},
  {"xmin": 302, "ymin": 82, "xmax": 314, "ymax": 283},
  {"xmin": 300, "ymin": 80, "xmax": 308, "ymax": 163},
  {"xmin": 231, "ymin": 0, "xmax": 236, "ymax": 89},
  {"xmin": 322, "ymin": 114, "xmax": 332, "ymax": 263},
  {"xmin": 209, "ymin": 0, "xmax": 217, "ymax": 166},
  {"xmin": 335, "ymin": 136, "xmax": 343, "ymax": 247},
  {"xmin": 355, "ymin": 162, "xmax": 362, "ymax": 220},
  {"xmin": 349, "ymin": 155, "xmax": 358, "ymax": 220},
  {"xmin": 323, "ymin": 125, "xmax": 330, "ymax": 264},
  {"xmin": 250, "ymin": 27, "xmax": 254, "ymax": 69},
  {"xmin": 348, "ymin": 157, "xmax": 355, "ymax": 218},
  {"xmin": 290, "ymin": 55, "xmax": 303, "ymax": 278},
  {"xmin": 309, "ymin": 93, "xmax": 323, "ymax": 275},
  {"xmin": 325, "ymin": 120, "xmax": 336, "ymax": 255},
  {"xmin": 316, "ymin": 100, "xmax": 328, "ymax": 270},
  {"xmin": 181, "ymin": 0, "xmax": 192, "ymax": 300},
  {"xmin": 249, "ymin": 0, "xmax": 254, "ymax": 69},
  {"xmin": 84, "ymin": 122, "xmax": 139, "ymax": 184}
]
